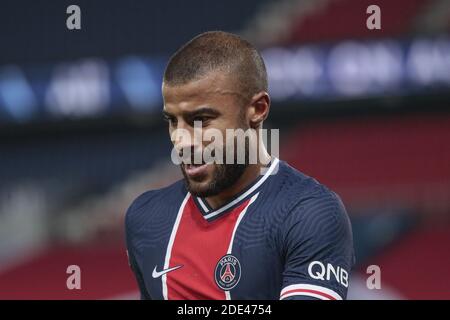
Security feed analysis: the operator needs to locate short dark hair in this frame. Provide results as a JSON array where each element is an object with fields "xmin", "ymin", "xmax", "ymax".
[{"xmin": 163, "ymin": 31, "xmax": 268, "ymax": 102}]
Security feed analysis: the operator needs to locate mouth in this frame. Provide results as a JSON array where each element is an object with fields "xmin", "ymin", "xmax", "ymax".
[{"xmin": 183, "ymin": 162, "xmax": 209, "ymax": 179}]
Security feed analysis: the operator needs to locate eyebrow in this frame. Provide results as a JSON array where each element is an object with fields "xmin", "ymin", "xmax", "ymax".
[{"xmin": 162, "ymin": 107, "xmax": 221, "ymax": 119}]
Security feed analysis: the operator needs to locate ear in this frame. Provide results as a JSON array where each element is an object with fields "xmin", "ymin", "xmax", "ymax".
[{"xmin": 248, "ymin": 91, "xmax": 270, "ymax": 129}]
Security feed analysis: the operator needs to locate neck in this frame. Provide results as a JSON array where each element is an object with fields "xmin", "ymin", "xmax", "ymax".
[{"xmin": 205, "ymin": 145, "xmax": 272, "ymax": 210}]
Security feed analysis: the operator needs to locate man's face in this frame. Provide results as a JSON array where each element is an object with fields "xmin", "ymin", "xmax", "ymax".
[{"xmin": 162, "ymin": 71, "xmax": 250, "ymax": 197}]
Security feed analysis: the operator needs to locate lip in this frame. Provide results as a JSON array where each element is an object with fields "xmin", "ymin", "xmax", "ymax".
[{"xmin": 183, "ymin": 163, "xmax": 209, "ymax": 178}]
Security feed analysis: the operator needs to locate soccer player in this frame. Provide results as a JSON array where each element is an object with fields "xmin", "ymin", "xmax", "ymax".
[{"xmin": 125, "ymin": 31, "xmax": 355, "ymax": 300}]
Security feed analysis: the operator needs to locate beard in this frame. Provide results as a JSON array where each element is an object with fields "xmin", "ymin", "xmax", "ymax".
[
  {"xmin": 180, "ymin": 109, "xmax": 252, "ymax": 197},
  {"xmin": 181, "ymin": 130, "xmax": 251, "ymax": 197},
  {"xmin": 181, "ymin": 161, "xmax": 248, "ymax": 197}
]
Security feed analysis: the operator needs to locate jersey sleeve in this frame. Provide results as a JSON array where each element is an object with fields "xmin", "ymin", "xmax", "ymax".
[
  {"xmin": 279, "ymin": 191, "xmax": 355, "ymax": 300},
  {"xmin": 126, "ymin": 247, "xmax": 151, "ymax": 300},
  {"xmin": 125, "ymin": 196, "xmax": 152, "ymax": 300}
]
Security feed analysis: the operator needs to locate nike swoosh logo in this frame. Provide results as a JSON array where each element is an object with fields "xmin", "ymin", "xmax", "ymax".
[{"xmin": 152, "ymin": 265, "xmax": 183, "ymax": 278}]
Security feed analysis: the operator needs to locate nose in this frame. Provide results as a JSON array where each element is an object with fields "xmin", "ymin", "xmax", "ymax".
[{"xmin": 171, "ymin": 125, "xmax": 203, "ymax": 163}]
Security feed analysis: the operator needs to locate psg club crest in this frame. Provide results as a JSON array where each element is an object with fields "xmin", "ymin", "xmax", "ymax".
[{"xmin": 214, "ymin": 254, "xmax": 241, "ymax": 291}]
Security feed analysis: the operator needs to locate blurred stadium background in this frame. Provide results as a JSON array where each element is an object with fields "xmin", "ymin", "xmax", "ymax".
[{"xmin": 0, "ymin": 0, "xmax": 449, "ymax": 299}]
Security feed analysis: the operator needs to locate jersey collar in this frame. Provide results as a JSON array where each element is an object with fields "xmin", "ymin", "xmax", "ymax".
[{"xmin": 192, "ymin": 157, "xmax": 279, "ymax": 222}]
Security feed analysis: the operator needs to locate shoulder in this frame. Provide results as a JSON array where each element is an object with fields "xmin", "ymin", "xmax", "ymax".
[
  {"xmin": 275, "ymin": 161, "xmax": 351, "ymax": 236},
  {"xmin": 276, "ymin": 160, "xmax": 345, "ymax": 212},
  {"xmin": 125, "ymin": 179, "xmax": 186, "ymax": 233},
  {"xmin": 276, "ymin": 163, "xmax": 355, "ymax": 269}
]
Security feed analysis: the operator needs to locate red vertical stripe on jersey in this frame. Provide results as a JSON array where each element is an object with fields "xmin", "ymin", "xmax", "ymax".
[{"xmin": 166, "ymin": 196, "xmax": 250, "ymax": 300}]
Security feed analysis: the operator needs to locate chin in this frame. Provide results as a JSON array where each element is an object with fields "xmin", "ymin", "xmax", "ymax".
[
  {"xmin": 186, "ymin": 183, "xmax": 214, "ymax": 197},
  {"xmin": 182, "ymin": 174, "xmax": 212, "ymax": 197}
]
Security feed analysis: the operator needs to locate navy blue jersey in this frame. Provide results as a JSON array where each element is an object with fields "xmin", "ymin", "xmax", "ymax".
[{"xmin": 125, "ymin": 158, "xmax": 355, "ymax": 300}]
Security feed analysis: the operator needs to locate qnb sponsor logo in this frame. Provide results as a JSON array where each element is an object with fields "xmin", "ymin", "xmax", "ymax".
[{"xmin": 308, "ymin": 261, "xmax": 349, "ymax": 288}]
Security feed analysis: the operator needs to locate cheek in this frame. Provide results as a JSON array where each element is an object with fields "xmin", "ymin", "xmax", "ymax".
[{"xmin": 201, "ymin": 127, "xmax": 226, "ymax": 148}]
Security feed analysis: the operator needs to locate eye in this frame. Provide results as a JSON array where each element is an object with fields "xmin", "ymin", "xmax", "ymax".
[
  {"xmin": 193, "ymin": 116, "xmax": 205, "ymax": 122},
  {"xmin": 192, "ymin": 116, "xmax": 211, "ymax": 126},
  {"xmin": 163, "ymin": 115, "xmax": 177, "ymax": 126},
  {"xmin": 170, "ymin": 118, "xmax": 178, "ymax": 126}
]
